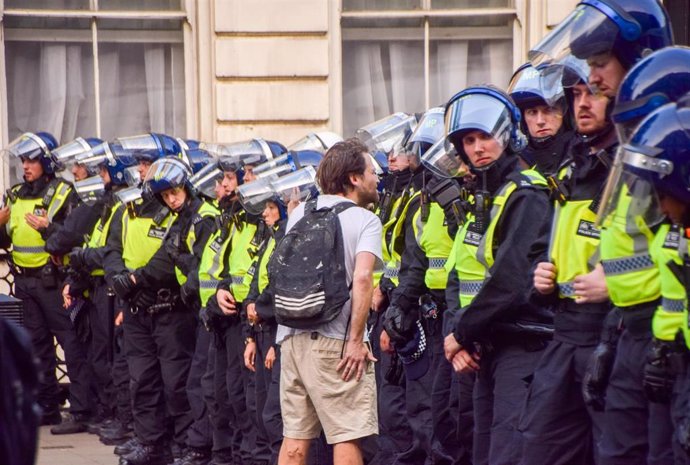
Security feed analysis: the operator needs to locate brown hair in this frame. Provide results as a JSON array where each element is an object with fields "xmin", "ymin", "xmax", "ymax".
[{"xmin": 316, "ymin": 138, "xmax": 368, "ymax": 195}]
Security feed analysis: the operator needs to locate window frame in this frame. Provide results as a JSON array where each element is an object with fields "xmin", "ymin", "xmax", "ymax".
[
  {"xmin": 338, "ymin": 0, "xmax": 525, "ymax": 134},
  {"xmin": 0, "ymin": 1, "xmax": 196, "ymax": 187}
]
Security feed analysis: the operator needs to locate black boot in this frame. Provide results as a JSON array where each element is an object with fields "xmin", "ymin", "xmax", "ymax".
[
  {"xmin": 40, "ymin": 409, "xmax": 62, "ymax": 426},
  {"xmin": 99, "ymin": 419, "xmax": 133, "ymax": 445},
  {"xmin": 119, "ymin": 443, "xmax": 173, "ymax": 465},
  {"xmin": 173, "ymin": 447, "xmax": 212, "ymax": 465},
  {"xmin": 114, "ymin": 437, "xmax": 141, "ymax": 456},
  {"xmin": 50, "ymin": 413, "xmax": 89, "ymax": 435}
]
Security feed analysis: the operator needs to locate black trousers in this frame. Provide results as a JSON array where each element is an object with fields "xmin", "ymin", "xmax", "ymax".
[
  {"xmin": 89, "ymin": 279, "xmax": 115, "ymax": 416},
  {"xmin": 473, "ymin": 342, "xmax": 544, "ymax": 465},
  {"xmin": 205, "ymin": 333, "xmax": 234, "ymax": 454},
  {"xmin": 186, "ymin": 320, "xmax": 213, "ymax": 450},
  {"xmin": 112, "ymin": 323, "xmax": 132, "ymax": 425},
  {"xmin": 431, "ymin": 353, "xmax": 474, "ymax": 465},
  {"xmin": 123, "ymin": 306, "xmax": 195, "ymax": 445},
  {"xmin": 518, "ymin": 340, "xmax": 606, "ymax": 465},
  {"xmin": 214, "ymin": 319, "xmax": 258, "ymax": 464},
  {"xmin": 15, "ymin": 273, "xmax": 91, "ymax": 415},
  {"xmin": 599, "ymin": 330, "xmax": 674, "ymax": 465},
  {"xmin": 396, "ymin": 317, "xmax": 444, "ymax": 465}
]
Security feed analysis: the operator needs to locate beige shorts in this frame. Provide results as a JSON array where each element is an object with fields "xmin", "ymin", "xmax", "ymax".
[{"xmin": 280, "ymin": 331, "xmax": 378, "ymax": 444}]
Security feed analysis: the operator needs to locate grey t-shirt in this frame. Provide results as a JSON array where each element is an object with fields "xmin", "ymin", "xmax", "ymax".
[{"xmin": 275, "ymin": 195, "xmax": 383, "ymax": 344}]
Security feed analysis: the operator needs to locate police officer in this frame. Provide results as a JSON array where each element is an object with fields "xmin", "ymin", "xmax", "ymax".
[
  {"xmin": 438, "ymin": 87, "xmax": 552, "ymax": 465},
  {"xmin": 355, "ymin": 112, "xmax": 417, "ymax": 465},
  {"xmin": 0, "ymin": 132, "xmax": 92, "ymax": 433},
  {"xmin": 519, "ymin": 72, "xmax": 618, "ymax": 465},
  {"xmin": 143, "ymin": 154, "xmax": 218, "ymax": 465},
  {"xmin": 595, "ymin": 47, "xmax": 690, "ymax": 465},
  {"xmin": 104, "ymin": 134, "xmax": 194, "ymax": 465},
  {"xmin": 381, "ymin": 107, "xmax": 453, "ymax": 465},
  {"xmin": 65, "ymin": 142, "xmax": 138, "ymax": 444},
  {"xmin": 201, "ymin": 139, "xmax": 286, "ymax": 465},
  {"xmin": 508, "ymin": 63, "xmax": 574, "ymax": 176}
]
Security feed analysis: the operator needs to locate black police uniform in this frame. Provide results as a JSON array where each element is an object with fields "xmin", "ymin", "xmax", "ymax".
[
  {"xmin": 518, "ymin": 136, "xmax": 617, "ymax": 465},
  {"xmin": 0, "ymin": 175, "xmax": 92, "ymax": 422},
  {"xmin": 104, "ymin": 195, "xmax": 196, "ymax": 461},
  {"xmin": 450, "ymin": 156, "xmax": 553, "ymax": 465}
]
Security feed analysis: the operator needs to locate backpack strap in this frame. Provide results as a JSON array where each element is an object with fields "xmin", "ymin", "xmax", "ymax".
[{"xmin": 327, "ymin": 200, "xmax": 357, "ymax": 215}]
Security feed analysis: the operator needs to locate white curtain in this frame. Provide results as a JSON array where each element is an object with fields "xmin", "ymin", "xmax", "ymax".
[
  {"xmin": 343, "ymin": 38, "xmax": 512, "ymax": 136},
  {"xmin": 6, "ymin": 40, "xmax": 185, "ymax": 148}
]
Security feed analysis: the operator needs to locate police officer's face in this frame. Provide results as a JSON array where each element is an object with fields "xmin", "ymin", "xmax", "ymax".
[
  {"xmin": 22, "ymin": 157, "xmax": 44, "ymax": 182},
  {"xmin": 587, "ymin": 53, "xmax": 626, "ymax": 98},
  {"xmin": 71, "ymin": 163, "xmax": 89, "ymax": 182},
  {"xmin": 138, "ymin": 161, "xmax": 152, "ymax": 181},
  {"xmin": 219, "ymin": 171, "xmax": 238, "ymax": 195},
  {"xmin": 262, "ymin": 201, "xmax": 281, "ymax": 227},
  {"xmin": 461, "ymin": 131, "xmax": 503, "ymax": 169},
  {"xmin": 524, "ymin": 105, "xmax": 563, "ymax": 139},
  {"xmin": 659, "ymin": 193, "xmax": 688, "ymax": 225},
  {"xmin": 573, "ymin": 84, "xmax": 609, "ymax": 136},
  {"xmin": 388, "ymin": 151, "xmax": 410, "ymax": 172},
  {"xmin": 243, "ymin": 165, "xmax": 257, "ymax": 183},
  {"xmin": 161, "ymin": 186, "xmax": 187, "ymax": 212},
  {"xmin": 99, "ymin": 166, "xmax": 112, "ymax": 186}
]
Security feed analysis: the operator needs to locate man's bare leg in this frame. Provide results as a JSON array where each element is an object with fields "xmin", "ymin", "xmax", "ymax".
[
  {"xmin": 333, "ymin": 439, "xmax": 363, "ymax": 465},
  {"xmin": 279, "ymin": 437, "xmax": 311, "ymax": 465}
]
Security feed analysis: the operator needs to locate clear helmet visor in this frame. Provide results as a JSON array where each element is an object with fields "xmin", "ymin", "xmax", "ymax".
[
  {"xmin": 203, "ymin": 139, "xmax": 273, "ymax": 166},
  {"xmin": 118, "ymin": 134, "xmax": 160, "ymax": 152},
  {"xmin": 528, "ymin": 3, "xmax": 620, "ymax": 81},
  {"xmin": 254, "ymin": 153, "xmax": 297, "ymax": 179},
  {"xmin": 143, "ymin": 157, "xmax": 191, "ymax": 185},
  {"xmin": 395, "ymin": 107, "xmax": 445, "ymax": 160},
  {"xmin": 356, "ymin": 112, "xmax": 417, "ymax": 154},
  {"xmin": 115, "ymin": 186, "xmax": 142, "ymax": 205},
  {"xmin": 237, "ymin": 176, "xmax": 277, "ymax": 215},
  {"xmin": 287, "ymin": 132, "xmax": 345, "ymax": 153},
  {"xmin": 73, "ymin": 175, "xmax": 105, "ymax": 206},
  {"xmin": 445, "ymin": 93, "xmax": 512, "ymax": 151},
  {"xmin": 421, "ymin": 139, "xmax": 467, "ymax": 179},
  {"xmin": 597, "ymin": 146, "xmax": 671, "ymax": 228},
  {"xmin": 190, "ymin": 161, "xmax": 224, "ymax": 200},
  {"xmin": 4, "ymin": 132, "xmax": 49, "ymax": 160},
  {"xmin": 508, "ymin": 64, "xmax": 565, "ymax": 108},
  {"xmin": 271, "ymin": 165, "xmax": 319, "ymax": 207},
  {"xmin": 51, "ymin": 137, "xmax": 92, "ymax": 172}
]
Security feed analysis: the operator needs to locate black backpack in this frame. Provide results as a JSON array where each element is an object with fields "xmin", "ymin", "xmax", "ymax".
[{"xmin": 268, "ymin": 199, "xmax": 355, "ymax": 329}]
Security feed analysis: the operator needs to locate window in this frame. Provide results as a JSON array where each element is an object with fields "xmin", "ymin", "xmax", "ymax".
[
  {"xmin": 341, "ymin": 0, "xmax": 517, "ymax": 136},
  {"xmin": 3, "ymin": 0, "xmax": 187, "ymax": 183}
]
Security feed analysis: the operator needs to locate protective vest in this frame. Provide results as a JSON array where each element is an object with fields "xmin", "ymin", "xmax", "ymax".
[
  {"xmin": 412, "ymin": 202, "xmax": 453, "ymax": 290},
  {"xmin": 245, "ymin": 235, "xmax": 277, "ymax": 296},
  {"xmin": 384, "ymin": 191, "xmax": 422, "ymax": 286},
  {"xmin": 121, "ymin": 209, "xmax": 174, "ymax": 271},
  {"xmin": 374, "ymin": 192, "xmax": 411, "ymax": 286},
  {"xmin": 456, "ymin": 170, "xmax": 547, "ymax": 306},
  {"xmin": 651, "ymin": 224, "xmax": 688, "ymax": 343},
  {"xmin": 198, "ymin": 221, "xmax": 236, "ymax": 307},
  {"xmin": 174, "ymin": 201, "xmax": 219, "ymax": 285},
  {"xmin": 600, "ymin": 185, "xmax": 659, "ymax": 307},
  {"xmin": 8, "ymin": 179, "xmax": 71, "ymax": 268},
  {"xmin": 86, "ymin": 204, "xmax": 121, "ymax": 276},
  {"xmin": 548, "ymin": 197, "xmax": 601, "ymax": 300},
  {"xmin": 228, "ymin": 220, "xmax": 258, "ymax": 303}
]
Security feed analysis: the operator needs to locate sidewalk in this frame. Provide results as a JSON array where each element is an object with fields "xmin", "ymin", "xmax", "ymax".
[{"xmin": 36, "ymin": 425, "xmax": 119, "ymax": 465}]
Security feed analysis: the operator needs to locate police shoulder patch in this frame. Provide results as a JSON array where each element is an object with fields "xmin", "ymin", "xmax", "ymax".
[
  {"xmin": 463, "ymin": 230, "xmax": 483, "ymax": 247},
  {"xmin": 148, "ymin": 225, "xmax": 167, "ymax": 240},
  {"xmin": 663, "ymin": 225, "xmax": 681, "ymax": 250},
  {"xmin": 576, "ymin": 219, "xmax": 600, "ymax": 239}
]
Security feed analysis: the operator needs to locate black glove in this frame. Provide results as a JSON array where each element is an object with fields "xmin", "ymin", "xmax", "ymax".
[
  {"xmin": 643, "ymin": 339, "xmax": 677, "ymax": 404},
  {"xmin": 68, "ymin": 247, "xmax": 87, "ymax": 271},
  {"xmin": 180, "ymin": 281, "xmax": 199, "ymax": 309},
  {"xmin": 582, "ymin": 342, "xmax": 616, "ymax": 411},
  {"xmin": 382, "ymin": 305, "xmax": 418, "ymax": 346},
  {"xmin": 199, "ymin": 306, "xmax": 216, "ymax": 332},
  {"xmin": 164, "ymin": 231, "xmax": 183, "ymax": 262},
  {"xmin": 111, "ymin": 273, "xmax": 136, "ymax": 300},
  {"xmin": 131, "ymin": 289, "xmax": 157, "ymax": 310}
]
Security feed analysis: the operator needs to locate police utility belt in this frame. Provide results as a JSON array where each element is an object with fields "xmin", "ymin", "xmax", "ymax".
[{"xmin": 130, "ymin": 288, "xmax": 178, "ymax": 315}]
